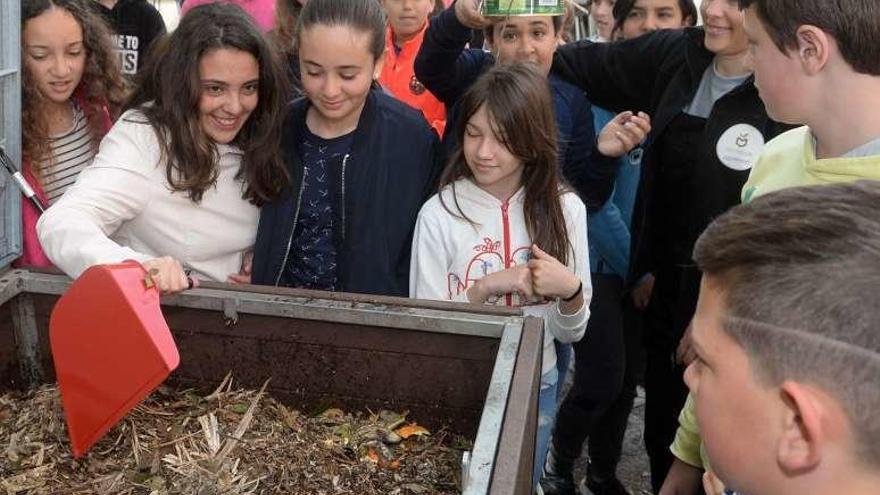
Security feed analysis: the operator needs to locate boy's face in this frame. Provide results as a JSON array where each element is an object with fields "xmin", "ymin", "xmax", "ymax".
[
  {"xmin": 590, "ymin": 0, "xmax": 616, "ymax": 41},
  {"xmin": 684, "ymin": 277, "xmax": 780, "ymax": 494},
  {"xmin": 743, "ymin": 5, "xmax": 804, "ymax": 124},
  {"xmin": 620, "ymin": 0, "xmax": 690, "ymax": 41},
  {"xmin": 382, "ymin": 0, "xmax": 434, "ymax": 43},
  {"xmin": 489, "ymin": 16, "xmax": 561, "ymax": 76}
]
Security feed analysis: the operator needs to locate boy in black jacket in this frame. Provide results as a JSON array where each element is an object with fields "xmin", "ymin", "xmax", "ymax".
[{"xmin": 549, "ymin": 0, "xmax": 791, "ymax": 491}]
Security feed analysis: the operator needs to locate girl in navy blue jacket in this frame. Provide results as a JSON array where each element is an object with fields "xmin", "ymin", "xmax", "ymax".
[{"xmin": 252, "ymin": 0, "xmax": 444, "ymax": 296}]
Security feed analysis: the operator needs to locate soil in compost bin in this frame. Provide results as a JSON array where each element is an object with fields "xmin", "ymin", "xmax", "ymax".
[{"xmin": 0, "ymin": 376, "xmax": 471, "ymax": 495}]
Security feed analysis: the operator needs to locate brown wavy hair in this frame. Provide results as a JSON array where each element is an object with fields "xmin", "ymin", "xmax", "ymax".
[
  {"xmin": 271, "ymin": 0, "xmax": 305, "ymax": 59},
  {"xmin": 125, "ymin": 2, "xmax": 290, "ymax": 205},
  {"xmin": 21, "ymin": 0, "xmax": 127, "ymax": 177},
  {"xmin": 439, "ymin": 63, "xmax": 571, "ymax": 265}
]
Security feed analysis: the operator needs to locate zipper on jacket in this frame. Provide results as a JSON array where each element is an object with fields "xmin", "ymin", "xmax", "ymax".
[
  {"xmin": 274, "ymin": 177, "xmax": 307, "ymax": 286},
  {"xmin": 340, "ymin": 154, "xmax": 349, "ymax": 244},
  {"xmin": 501, "ymin": 200, "xmax": 513, "ymax": 307}
]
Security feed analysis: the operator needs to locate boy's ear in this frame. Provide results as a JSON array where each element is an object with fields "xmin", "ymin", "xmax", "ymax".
[
  {"xmin": 776, "ymin": 381, "xmax": 824, "ymax": 475},
  {"xmin": 794, "ymin": 25, "xmax": 831, "ymax": 75}
]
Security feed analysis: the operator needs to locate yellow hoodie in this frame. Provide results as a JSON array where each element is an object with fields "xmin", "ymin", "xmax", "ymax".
[
  {"xmin": 742, "ymin": 125, "xmax": 880, "ymax": 203},
  {"xmin": 673, "ymin": 124, "xmax": 880, "ymax": 474}
]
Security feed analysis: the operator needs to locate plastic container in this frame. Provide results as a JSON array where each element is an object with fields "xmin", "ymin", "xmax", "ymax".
[{"xmin": 482, "ymin": 0, "xmax": 565, "ymax": 16}]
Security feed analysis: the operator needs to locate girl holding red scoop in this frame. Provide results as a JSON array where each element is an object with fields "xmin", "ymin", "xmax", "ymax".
[{"xmin": 38, "ymin": 2, "xmax": 290, "ymax": 293}]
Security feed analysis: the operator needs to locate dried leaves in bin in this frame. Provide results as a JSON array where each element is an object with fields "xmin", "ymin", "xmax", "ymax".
[{"xmin": 0, "ymin": 375, "xmax": 470, "ymax": 494}]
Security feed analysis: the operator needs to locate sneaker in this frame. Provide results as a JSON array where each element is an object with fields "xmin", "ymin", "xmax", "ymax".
[
  {"xmin": 581, "ymin": 475, "xmax": 632, "ymax": 495},
  {"xmin": 540, "ymin": 444, "xmax": 578, "ymax": 495},
  {"xmin": 540, "ymin": 473, "xmax": 578, "ymax": 495}
]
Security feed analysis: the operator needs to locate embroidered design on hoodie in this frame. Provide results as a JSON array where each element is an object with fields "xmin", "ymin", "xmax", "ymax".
[{"xmin": 447, "ymin": 237, "xmax": 531, "ymax": 304}]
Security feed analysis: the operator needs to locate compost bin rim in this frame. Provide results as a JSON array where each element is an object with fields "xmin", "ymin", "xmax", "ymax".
[
  {"xmin": 1, "ymin": 269, "xmax": 527, "ymax": 338},
  {"xmin": 14, "ymin": 267, "xmax": 522, "ymax": 316}
]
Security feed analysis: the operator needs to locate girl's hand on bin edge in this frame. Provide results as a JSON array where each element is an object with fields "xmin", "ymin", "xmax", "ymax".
[{"xmin": 143, "ymin": 256, "xmax": 196, "ymax": 295}]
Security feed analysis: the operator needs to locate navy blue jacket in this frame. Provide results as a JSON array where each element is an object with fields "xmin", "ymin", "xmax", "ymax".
[
  {"xmin": 414, "ymin": 7, "xmax": 618, "ymax": 212},
  {"xmin": 252, "ymin": 91, "xmax": 444, "ymax": 296}
]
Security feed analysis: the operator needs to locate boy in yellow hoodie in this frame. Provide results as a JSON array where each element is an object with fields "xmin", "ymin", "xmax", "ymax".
[{"xmin": 740, "ymin": 0, "xmax": 880, "ymax": 199}]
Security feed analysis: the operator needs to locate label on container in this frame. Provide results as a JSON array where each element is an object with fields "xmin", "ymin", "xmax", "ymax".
[{"xmin": 482, "ymin": 0, "xmax": 564, "ymax": 16}]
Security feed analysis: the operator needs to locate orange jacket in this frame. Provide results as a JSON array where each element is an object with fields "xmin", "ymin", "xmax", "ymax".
[{"xmin": 379, "ymin": 24, "xmax": 446, "ymax": 137}]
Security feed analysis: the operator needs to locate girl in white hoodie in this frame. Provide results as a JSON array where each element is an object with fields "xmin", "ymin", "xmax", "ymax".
[{"xmin": 410, "ymin": 63, "xmax": 588, "ymax": 489}]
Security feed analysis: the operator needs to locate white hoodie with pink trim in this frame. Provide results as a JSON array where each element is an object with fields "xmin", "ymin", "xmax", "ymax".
[{"xmin": 410, "ymin": 178, "xmax": 591, "ymax": 375}]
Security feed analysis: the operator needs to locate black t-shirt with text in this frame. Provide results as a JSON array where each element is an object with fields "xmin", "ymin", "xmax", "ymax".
[{"xmin": 93, "ymin": 0, "xmax": 166, "ymax": 76}]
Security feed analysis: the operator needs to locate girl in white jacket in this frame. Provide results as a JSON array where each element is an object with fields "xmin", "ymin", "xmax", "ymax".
[
  {"xmin": 37, "ymin": 3, "xmax": 289, "ymax": 293},
  {"xmin": 410, "ymin": 62, "xmax": 649, "ymax": 488}
]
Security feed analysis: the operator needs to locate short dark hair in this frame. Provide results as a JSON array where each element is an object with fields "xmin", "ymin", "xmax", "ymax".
[
  {"xmin": 612, "ymin": 0, "xmax": 698, "ymax": 32},
  {"xmin": 484, "ymin": 15, "xmax": 564, "ymax": 45},
  {"xmin": 737, "ymin": 0, "xmax": 880, "ymax": 76},
  {"xmin": 694, "ymin": 181, "xmax": 880, "ymax": 468}
]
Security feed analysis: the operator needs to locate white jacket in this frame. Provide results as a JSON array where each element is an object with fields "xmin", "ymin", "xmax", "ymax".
[
  {"xmin": 410, "ymin": 179, "xmax": 591, "ymax": 374},
  {"xmin": 37, "ymin": 109, "xmax": 259, "ymax": 282}
]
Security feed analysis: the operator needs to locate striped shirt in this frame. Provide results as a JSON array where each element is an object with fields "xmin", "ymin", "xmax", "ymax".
[{"xmin": 37, "ymin": 103, "xmax": 96, "ymax": 205}]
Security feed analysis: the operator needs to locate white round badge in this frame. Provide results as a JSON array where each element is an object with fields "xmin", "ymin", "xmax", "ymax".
[{"xmin": 716, "ymin": 123, "xmax": 765, "ymax": 171}]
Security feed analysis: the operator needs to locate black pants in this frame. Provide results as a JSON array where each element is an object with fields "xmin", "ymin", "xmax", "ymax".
[
  {"xmin": 643, "ymin": 265, "xmax": 701, "ymax": 493},
  {"xmin": 551, "ymin": 274, "xmax": 627, "ymax": 463},
  {"xmin": 586, "ymin": 295, "xmax": 645, "ymax": 481}
]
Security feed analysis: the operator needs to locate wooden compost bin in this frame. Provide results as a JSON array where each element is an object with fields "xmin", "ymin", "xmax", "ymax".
[{"xmin": 0, "ymin": 269, "xmax": 544, "ymax": 494}]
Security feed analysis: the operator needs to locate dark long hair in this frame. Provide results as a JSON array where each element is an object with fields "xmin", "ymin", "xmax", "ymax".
[
  {"xmin": 126, "ymin": 2, "xmax": 289, "ymax": 205},
  {"xmin": 440, "ymin": 63, "xmax": 570, "ymax": 265},
  {"xmin": 21, "ymin": 0, "xmax": 127, "ymax": 175}
]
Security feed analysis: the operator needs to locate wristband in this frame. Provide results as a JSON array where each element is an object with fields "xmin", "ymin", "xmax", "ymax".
[{"xmin": 562, "ymin": 281, "xmax": 583, "ymax": 302}]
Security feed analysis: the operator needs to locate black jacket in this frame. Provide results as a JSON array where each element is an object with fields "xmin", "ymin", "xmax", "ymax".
[
  {"xmin": 553, "ymin": 28, "xmax": 792, "ymax": 284},
  {"xmin": 252, "ymin": 90, "xmax": 444, "ymax": 296},
  {"xmin": 93, "ymin": 0, "xmax": 166, "ymax": 76}
]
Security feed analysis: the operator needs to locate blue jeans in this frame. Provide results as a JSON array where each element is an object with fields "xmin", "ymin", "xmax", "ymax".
[
  {"xmin": 535, "ymin": 367, "xmax": 559, "ymax": 488},
  {"xmin": 554, "ymin": 341, "xmax": 572, "ymax": 401}
]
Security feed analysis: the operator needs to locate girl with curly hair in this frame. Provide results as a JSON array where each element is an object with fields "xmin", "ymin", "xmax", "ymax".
[
  {"xmin": 38, "ymin": 2, "xmax": 290, "ymax": 293},
  {"xmin": 18, "ymin": 0, "xmax": 127, "ymax": 267}
]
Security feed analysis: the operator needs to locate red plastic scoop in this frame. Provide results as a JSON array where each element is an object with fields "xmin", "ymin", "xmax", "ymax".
[{"xmin": 49, "ymin": 260, "xmax": 180, "ymax": 458}]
